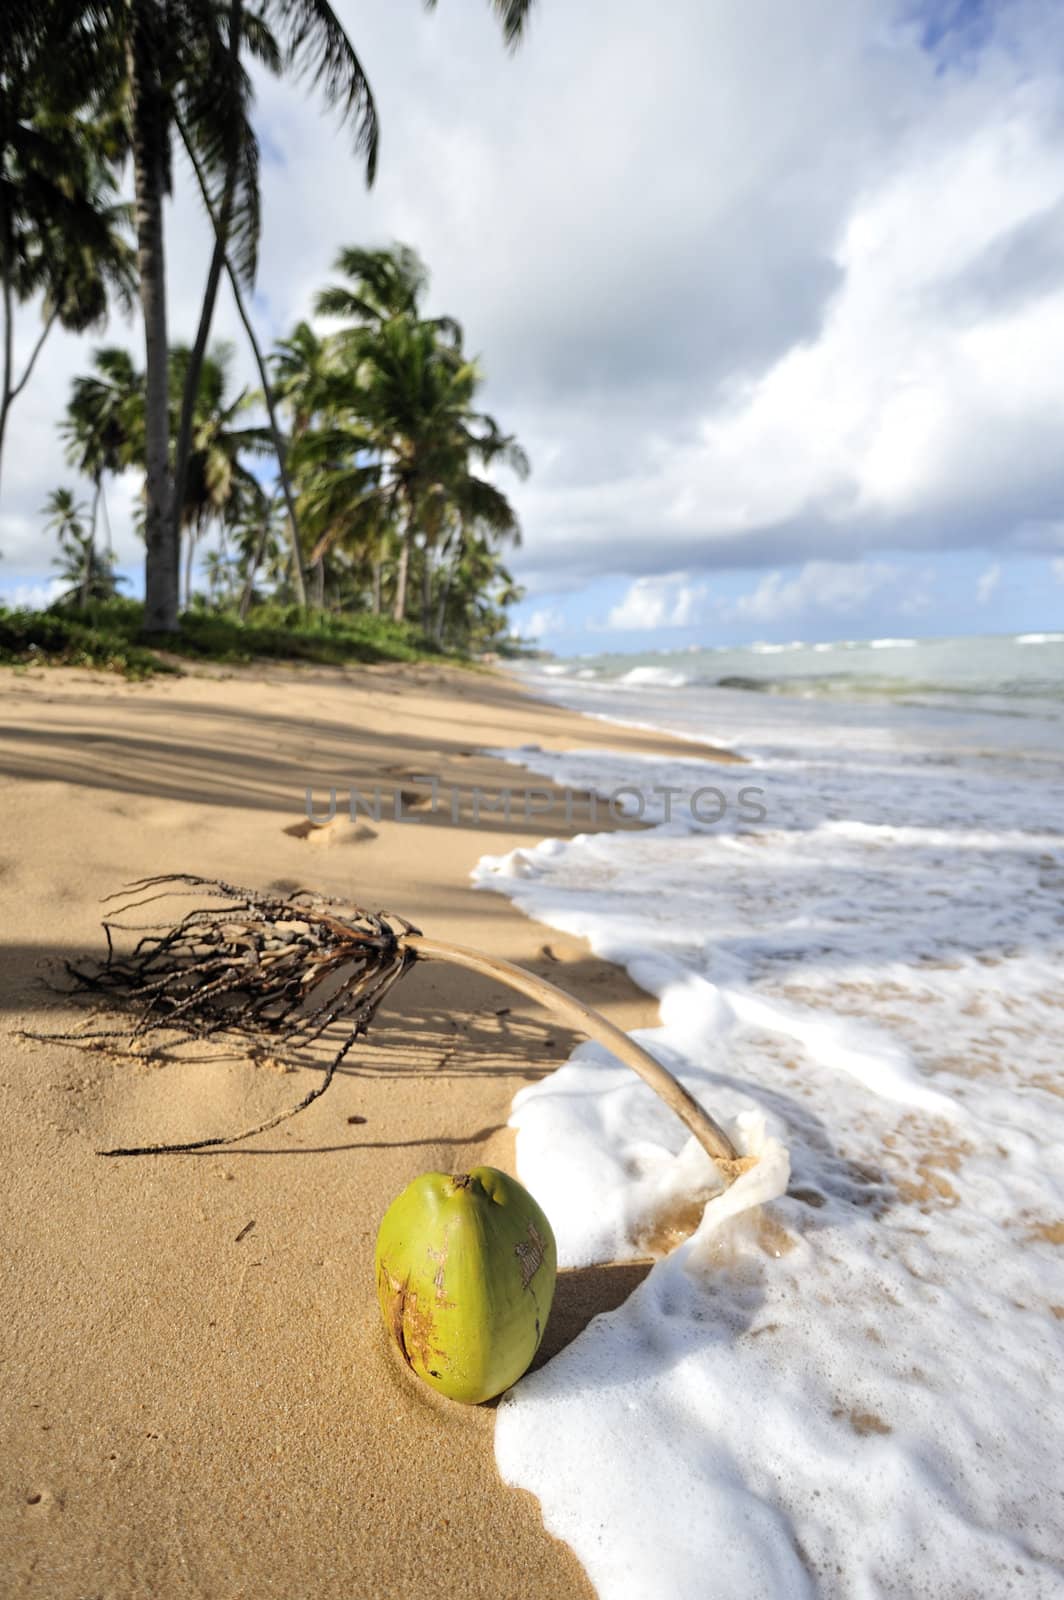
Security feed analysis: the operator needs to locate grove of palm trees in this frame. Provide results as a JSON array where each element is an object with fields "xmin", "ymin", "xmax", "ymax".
[{"xmin": 2, "ymin": 0, "xmax": 535, "ymax": 665}]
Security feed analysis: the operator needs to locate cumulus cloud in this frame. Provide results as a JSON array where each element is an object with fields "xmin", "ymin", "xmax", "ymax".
[
  {"xmin": 605, "ymin": 574, "xmax": 707, "ymax": 631},
  {"xmin": 725, "ymin": 559, "xmax": 933, "ymax": 625},
  {"xmin": 3, "ymin": 0, "xmax": 1064, "ymax": 599},
  {"xmin": 0, "ymin": 578, "xmax": 65, "ymax": 611},
  {"xmin": 522, "ymin": 607, "xmax": 565, "ymax": 640},
  {"xmin": 976, "ymin": 561, "xmax": 1002, "ymax": 604}
]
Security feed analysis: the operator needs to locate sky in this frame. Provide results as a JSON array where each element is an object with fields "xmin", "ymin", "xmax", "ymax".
[{"xmin": 3, "ymin": 0, "xmax": 1064, "ymax": 653}]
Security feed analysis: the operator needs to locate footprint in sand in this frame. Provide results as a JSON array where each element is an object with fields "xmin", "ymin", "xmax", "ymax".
[{"xmin": 282, "ymin": 818, "xmax": 378, "ymax": 847}]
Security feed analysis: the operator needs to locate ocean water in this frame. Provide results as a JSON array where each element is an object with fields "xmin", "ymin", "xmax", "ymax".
[
  {"xmin": 539, "ymin": 631, "xmax": 1064, "ymax": 726},
  {"xmin": 474, "ymin": 633, "xmax": 1064, "ymax": 1600}
]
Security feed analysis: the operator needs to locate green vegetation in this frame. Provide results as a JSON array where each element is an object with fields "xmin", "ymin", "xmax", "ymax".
[
  {"xmin": 0, "ymin": 602, "xmax": 167, "ymax": 677},
  {"xmin": 45, "ymin": 242, "xmax": 527, "ymax": 659},
  {"xmin": 0, "ymin": 596, "xmax": 448, "ymax": 677},
  {"xmin": 0, "ymin": 10, "xmax": 135, "ymax": 494},
  {"xmin": 4, "ymin": 2, "xmax": 536, "ymax": 660}
]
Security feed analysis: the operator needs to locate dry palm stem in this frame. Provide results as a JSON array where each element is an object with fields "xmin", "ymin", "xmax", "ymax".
[
  {"xmin": 41, "ymin": 875, "xmax": 739, "ymax": 1170},
  {"xmin": 406, "ymin": 935, "xmax": 739, "ymax": 1168}
]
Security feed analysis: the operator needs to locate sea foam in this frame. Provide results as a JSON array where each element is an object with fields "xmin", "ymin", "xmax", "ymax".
[{"xmin": 476, "ymin": 680, "xmax": 1064, "ymax": 1600}]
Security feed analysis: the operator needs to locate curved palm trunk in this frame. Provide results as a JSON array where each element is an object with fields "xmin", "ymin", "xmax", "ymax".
[
  {"xmin": 0, "ymin": 267, "xmax": 13, "ymax": 503},
  {"xmin": 0, "ymin": 267, "xmax": 58, "ymax": 502},
  {"xmin": 393, "ymin": 527, "xmax": 412, "ymax": 621},
  {"xmin": 420, "ymin": 547, "xmax": 432, "ymax": 634},
  {"xmin": 172, "ymin": 0, "xmax": 243, "ymax": 545},
  {"xmin": 82, "ymin": 482, "xmax": 101, "ymax": 611},
  {"xmin": 127, "ymin": 28, "xmax": 178, "ymax": 634},
  {"xmin": 99, "ymin": 479, "xmax": 113, "ymax": 558},
  {"xmin": 239, "ymin": 517, "xmax": 270, "ymax": 619},
  {"xmin": 239, "ymin": 323, "xmax": 308, "ymax": 610},
  {"xmin": 184, "ymin": 528, "xmax": 196, "ymax": 612},
  {"xmin": 434, "ymin": 559, "xmax": 455, "ymax": 646},
  {"xmin": 174, "ymin": 116, "xmax": 308, "ymax": 611}
]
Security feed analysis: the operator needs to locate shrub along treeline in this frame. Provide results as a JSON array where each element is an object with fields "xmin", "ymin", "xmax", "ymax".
[
  {"xmin": 5, "ymin": 4, "xmax": 535, "ymax": 653},
  {"xmin": 0, "ymin": 597, "xmax": 447, "ymax": 678}
]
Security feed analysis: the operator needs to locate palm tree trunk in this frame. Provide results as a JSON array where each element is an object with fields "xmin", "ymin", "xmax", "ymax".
[
  {"xmin": 371, "ymin": 553, "xmax": 382, "ymax": 615},
  {"xmin": 172, "ymin": 0, "xmax": 243, "ymax": 544},
  {"xmin": 99, "ymin": 479, "xmax": 113, "ymax": 558},
  {"xmin": 311, "ymin": 555, "xmax": 325, "ymax": 609},
  {"xmin": 239, "ymin": 519, "xmax": 270, "ymax": 619},
  {"xmin": 0, "ymin": 255, "xmax": 58, "ymax": 502},
  {"xmin": 420, "ymin": 547, "xmax": 432, "ymax": 634},
  {"xmin": 127, "ymin": 26, "xmax": 178, "ymax": 634},
  {"xmin": 393, "ymin": 529, "xmax": 411, "ymax": 621},
  {"xmin": 82, "ymin": 482, "xmax": 101, "ymax": 611},
  {"xmin": 227, "ymin": 284, "xmax": 309, "ymax": 610},
  {"xmin": 0, "ymin": 264, "xmax": 13, "ymax": 503},
  {"xmin": 434, "ymin": 561, "xmax": 454, "ymax": 646},
  {"xmin": 173, "ymin": 116, "xmax": 308, "ymax": 610},
  {"xmin": 184, "ymin": 528, "xmax": 196, "ymax": 612}
]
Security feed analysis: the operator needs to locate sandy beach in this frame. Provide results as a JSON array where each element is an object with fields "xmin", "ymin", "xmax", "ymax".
[{"xmin": 0, "ymin": 659, "xmax": 733, "ymax": 1600}]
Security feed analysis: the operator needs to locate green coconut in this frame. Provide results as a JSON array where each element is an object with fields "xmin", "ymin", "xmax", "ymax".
[{"xmin": 375, "ymin": 1166, "xmax": 557, "ymax": 1404}]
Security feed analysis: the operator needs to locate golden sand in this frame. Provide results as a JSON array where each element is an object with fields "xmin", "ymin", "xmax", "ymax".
[{"xmin": 0, "ymin": 659, "xmax": 733, "ymax": 1600}]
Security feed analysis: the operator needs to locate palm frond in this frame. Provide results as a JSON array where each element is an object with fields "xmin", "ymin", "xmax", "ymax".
[
  {"xmin": 423, "ymin": 0, "xmax": 535, "ymax": 50},
  {"xmin": 264, "ymin": 0, "xmax": 379, "ymax": 181}
]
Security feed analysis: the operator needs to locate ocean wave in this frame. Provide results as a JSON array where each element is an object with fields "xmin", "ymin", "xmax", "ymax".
[
  {"xmin": 619, "ymin": 665, "xmax": 690, "ymax": 688},
  {"xmin": 1017, "ymin": 632, "xmax": 1064, "ymax": 644},
  {"xmin": 703, "ymin": 672, "xmax": 1064, "ymax": 708},
  {"xmin": 715, "ymin": 674, "xmax": 773, "ymax": 692},
  {"xmin": 480, "ymin": 730, "xmax": 1064, "ymax": 1600},
  {"xmin": 868, "ymin": 637, "xmax": 917, "ymax": 649}
]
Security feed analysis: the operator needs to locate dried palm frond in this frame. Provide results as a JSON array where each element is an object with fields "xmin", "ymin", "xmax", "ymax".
[{"xmin": 33, "ymin": 874, "xmax": 740, "ymax": 1171}]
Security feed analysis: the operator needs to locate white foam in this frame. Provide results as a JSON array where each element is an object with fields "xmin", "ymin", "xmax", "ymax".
[
  {"xmin": 1016, "ymin": 632, "xmax": 1064, "ymax": 644},
  {"xmin": 618, "ymin": 665, "xmax": 690, "ymax": 688},
  {"xmin": 476, "ymin": 684, "xmax": 1064, "ymax": 1600}
]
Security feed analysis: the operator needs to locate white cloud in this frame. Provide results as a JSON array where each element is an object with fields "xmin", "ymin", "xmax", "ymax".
[
  {"xmin": 1052, "ymin": 557, "xmax": 1064, "ymax": 584},
  {"xmin": 606, "ymin": 573, "xmax": 707, "ymax": 631},
  {"xmin": 522, "ymin": 607, "xmax": 564, "ymax": 640},
  {"xmin": 726, "ymin": 560, "xmax": 926, "ymax": 625},
  {"xmin": 4, "ymin": 0, "xmax": 1064, "ymax": 605},
  {"xmin": 976, "ymin": 561, "xmax": 1002, "ymax": 604},
  {"xmin": 0, "ymin": 578, "xmax": 65, "ymax": 611}
]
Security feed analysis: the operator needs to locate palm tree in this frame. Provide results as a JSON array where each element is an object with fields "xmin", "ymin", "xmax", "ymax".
[
  {"xmin": 430, "ymin": 487, "xmax": 522, "ymax": 644},
  {"xmin": 291, "ymin": 312, "xmax": 528, "ymax": 623},
  {"xmin": 43, "ymin": 485, "xmax": 123, "ymax": 607},
  {"xmin": 435, "ymin": 535, "xmax": 522, "ymax": 650},
  {"xmin": 61, "ymin": 345, "xmax": 144, "ymax": 561},
  {"xmin": 169, "ymin": 0, "xmax": 281, "ymax": 569},
  {"xmin": 60, "ymin": 338, "xmax": 267, "ymax": 607},
  {"xmin": 69, "ymin": 0, "xmax": 379, "ymax": 633},
  {"xmin": 269, "ymin": 319, "xmax": 339, "ymax": 603},
  {"xmin": 0, "ymin": 14, "xmax": 134, "ymax": 495},
  {"xmin": 316, "ymin": 244, "xmax": 427, "ymax": 327},
  {"xmin": 169, "ymin": 340, "xmax": 269, "ymax": 608},
  {"xmin": 315, "ymin": 242, "xmax": 464, "ymax": 358},
  {"xmin": 271, "ymin": 321, "xmax": 333, "ymax": 438},
  {"xmin": 76, "ymin": 0, "xmax": 536, "ymax": 633},
  {"xmin": 230, "ymin": 485, "xmax": 284, "ymax": 617}
]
